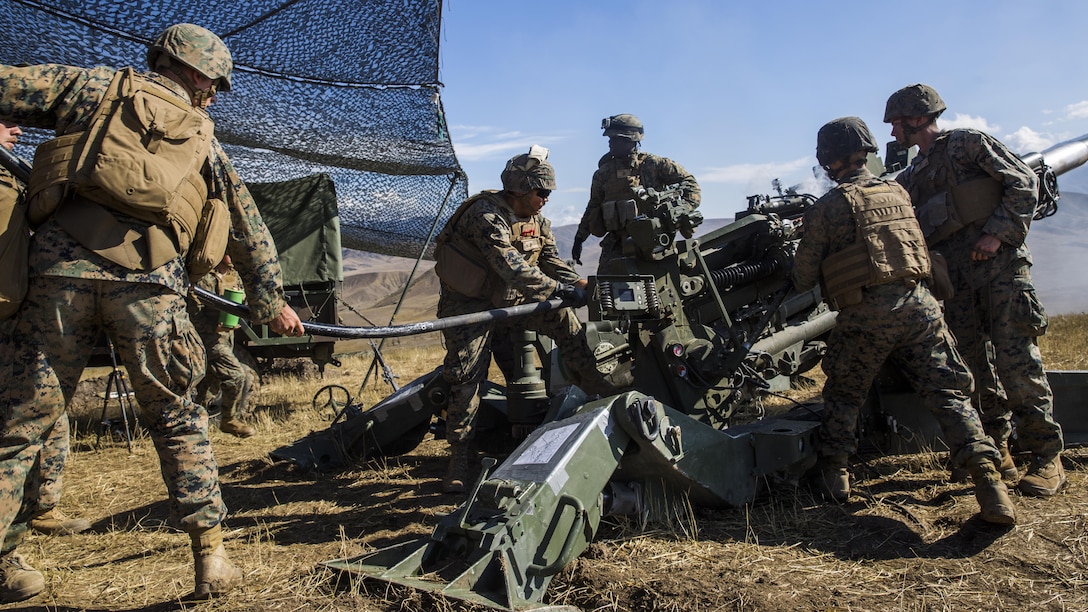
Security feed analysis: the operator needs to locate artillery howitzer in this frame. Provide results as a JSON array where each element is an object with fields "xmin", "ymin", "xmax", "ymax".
[
  {"xmin": 7, "ymin": 132, "xmax": 1085, "ymax": 610},
  {"xmin": 300, "ymin": 133, "xmax": 1088, "ymax": 610}
]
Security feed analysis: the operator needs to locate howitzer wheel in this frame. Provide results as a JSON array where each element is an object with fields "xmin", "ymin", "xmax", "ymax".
[{"xmin": 313, "ymin": 384, "xmax": 353, "ymax": 420}]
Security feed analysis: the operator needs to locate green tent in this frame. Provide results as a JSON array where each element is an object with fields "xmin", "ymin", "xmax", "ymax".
[{"xmin": 248, "ymin": 173, "xmax": 344, "ymax": 287}]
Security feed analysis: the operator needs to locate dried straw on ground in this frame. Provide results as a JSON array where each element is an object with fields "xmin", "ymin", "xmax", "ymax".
[{"xmin": 6, "ymin": 316, "xmax": 1088, "ymax": 611}]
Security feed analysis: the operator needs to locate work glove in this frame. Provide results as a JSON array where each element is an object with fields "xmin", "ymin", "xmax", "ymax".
[
  {"xmin": 571, "ymin": 237, "xmax": 585, "ymax": 265},
  {"xmin": 553, "ymin": 283, "xmax": 588, "ymax": 307}
]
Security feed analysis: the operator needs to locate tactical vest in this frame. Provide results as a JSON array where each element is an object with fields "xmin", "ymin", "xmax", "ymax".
[
  {"xmin": 820, "ymin": 179, "xmax": 931, "ymax": 309},
  {"xmin": 434, "ymin": 191, "xmax": 545, "ymax": 306},
  {"xmin": 25, "ymin": 68, "xmax": 227, "ymax": 276},
  {"xmin": 599, "ymin": 154, "xmax": 644, "ymax": 232},
  {"xmin": 906, "ymin": 133, "xmax": 1003, "ymax": 246}
]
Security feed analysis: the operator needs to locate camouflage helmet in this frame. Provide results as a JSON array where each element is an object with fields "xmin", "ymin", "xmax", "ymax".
[
  {"xmin": 147, "ymin": 23, "xmax": 233, "ymax": 91},
  {"xmin": 883, "ymin": 83, "xmax": 946, "ymax": 123},
  {"xmin": 602, "ymin": 114, "xmax": 644, "ymax": 141},
  {"xmin": 500, "ymin": 145, "xmax": 557, "ymax": 192},
  {"xmin": 816, "ymin": 116, "xmax": 879, "ymax": 167}
]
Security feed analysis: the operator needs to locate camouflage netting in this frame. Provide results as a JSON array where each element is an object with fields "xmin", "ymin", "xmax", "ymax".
[{"xmin": 0, "ymin": 0, "xmax": 467, "ymax": 259}]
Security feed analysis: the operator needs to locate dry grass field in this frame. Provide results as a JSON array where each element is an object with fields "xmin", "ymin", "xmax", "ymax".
[{"xmin": 5, "ymin": 315, "xmax": 1088, "ymax": 611}]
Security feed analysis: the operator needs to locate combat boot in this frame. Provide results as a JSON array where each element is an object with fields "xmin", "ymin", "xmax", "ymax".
[
  {"xmin": 29, "ymin": 508, "xmax": 92, "ymax": 535},
  {"xmin": 0, "ymin": 552, "xmax": 44, "ymax": 603},
  {"xmin": 819, "ymin": 454, "xmax": 850, "ymax": 502},
  {"xmin": 189, "ymin": 524, "xmax": 242, "ymax": 600},
  {"xmin": 950, "ymin": 441, "xmax": 1018, "ymax": 483},
  {"xmin": 1018, "ymin": 454, "xmax": 1066, "ymax": 497},
  {"xmin": 442, "ymin": 443, "xmax": 470, "ymax": 494},
  {"xmin": 220, "ymin": 417, "xmax": 256, "ymax": 438},
  {"xmin": 968, "ymin": 457, "xmax": 1017, "ymax": 525}
]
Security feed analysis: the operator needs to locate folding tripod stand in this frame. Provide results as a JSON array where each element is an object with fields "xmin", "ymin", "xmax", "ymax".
[{"xmin": 95, "ymin": 338, "xmax": 139, "ymax": 452}]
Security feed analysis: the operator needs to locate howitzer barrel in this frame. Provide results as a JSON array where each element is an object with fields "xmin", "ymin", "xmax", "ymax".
[
  {"xmin": 749, "ymin": 310, "xmax": 837, "ymax": 357},
  {"xmin": 1020, "ymin": 133, "xmax": 1088, "ymax": 176}
]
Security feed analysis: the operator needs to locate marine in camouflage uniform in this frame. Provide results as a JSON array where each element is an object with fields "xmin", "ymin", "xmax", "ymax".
[
  {"xmin": 794, "ymin": 117, "xmax": 1014, "ymax": 525},
  {"xmin": 0, "ymin": 24, "xmax": 303, "ymax": 603},
  {"xmin": 885, "ymin": 83, "xmax": 1065, "ymax": 497},
  {"xmin": 1, "ymin": 125, "xmax": 89, "ymax": 542},
  {"xmin": 572, "ymin": 114, "xmax": 700, "ymax": 271},
  {"xmin": 435, "ymin": 146, "xmax": 610, "ymax": 494},
  {"xmin": 189, "ymin": 256, "xmax": 256, "ymax": 439}
]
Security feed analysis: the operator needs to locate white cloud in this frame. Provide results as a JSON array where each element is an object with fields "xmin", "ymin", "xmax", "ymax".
[
  {"xmin": 1065, "ymin": 101, "xmax": 1088, "ymax": 120},
  {"xmin": 548, "ymin": 205, "xmax": 583, "ymax": 227},
  {"xmin": 1003, "ymin": 126, "xmax": 1055, "ymax": 155},
  {"xmin": 699, "ymin": 157, "xmax": 813, "ymax": 184},
  {"xmin": 453, "ymin": 140, "xmax": 532, "ymax": 161},
  {"xmin": 447, "ymin": 125, "xmax": 568, "ymax": 162},
  {"xmin": 941, "ymin": 113, "xmax": 1000, "ymax": 133}
]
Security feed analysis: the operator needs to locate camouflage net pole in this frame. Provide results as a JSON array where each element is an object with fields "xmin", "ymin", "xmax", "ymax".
[{"xmin": 357, "ymin": 171, "xmax": 463, "ymax": 393}]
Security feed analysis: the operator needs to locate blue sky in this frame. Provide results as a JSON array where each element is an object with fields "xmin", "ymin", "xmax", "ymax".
[{"xmin": 436, "ymin": 0, "xmax": 1088, "ymax": 226}]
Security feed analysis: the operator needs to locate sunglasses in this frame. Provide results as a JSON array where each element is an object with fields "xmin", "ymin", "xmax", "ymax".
[{"xmin": 535, "ymin": 189, "xmax": 552, "ymax": 199}]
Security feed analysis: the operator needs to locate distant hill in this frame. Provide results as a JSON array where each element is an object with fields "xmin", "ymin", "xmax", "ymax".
[
  {"xmin": 334, "ymin": 200, "xmax": 1088, "ymax": 337},
  {"xmin": 1026, "ymin": 190, "xmax": 1088, "ymax": 314}
]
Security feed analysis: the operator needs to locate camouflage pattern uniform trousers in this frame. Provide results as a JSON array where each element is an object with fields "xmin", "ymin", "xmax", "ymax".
[
  {"xmin": 897, "ymin": 128, "xmax": 1063, "ymax": 458},
  {"xmin": 0, "ymin": 167, "xmax": 71, "ymax": 532},
  {"xmin": 189, "ymin": 268, "xmax": 252, "ymax": 420},
  {"xmin": 793, "ymin": 168, "xmax": 1000, "ymax": 466},
  {"xmin": 439, "ymin": 193, "xmax": 605, "ymax": 445},
  {"xmin": 0, "ymin": 63, "xmax": 289, "ymax": 553},
  {"xmin": 575, "ymin": 151, "xmax": 700, "ymax": 270}
]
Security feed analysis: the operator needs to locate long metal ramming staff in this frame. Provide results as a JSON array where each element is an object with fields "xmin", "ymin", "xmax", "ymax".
[
  {"xmin": 0, "ymin": 145, "xmax": 31, "ymax": 182},
  {"xmin": 0, "ymin": 144, "xmax": 574, "ymax": 337},
  {"xmin": 194, "ymin": 287, "xmax": 571, "ymax": 339}
]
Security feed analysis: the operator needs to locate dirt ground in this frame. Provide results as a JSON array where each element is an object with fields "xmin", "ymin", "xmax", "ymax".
[{"xmin": 4, "ymin": 356, "xmax": 1087, "ymax": 612}]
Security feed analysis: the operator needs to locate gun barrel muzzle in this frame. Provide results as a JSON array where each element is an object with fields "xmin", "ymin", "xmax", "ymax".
[{"xmin": 1022, "ymin": 134, "xmax": 1088, "ymax": 177}]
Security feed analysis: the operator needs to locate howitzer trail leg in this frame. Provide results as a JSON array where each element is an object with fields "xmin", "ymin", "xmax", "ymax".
[
  {"xmin": 325, "ymin": 398, "xmax": 629, "ymax": 611},
  {"xmin": 325, "ymin": 391, "xmax": 821, "ymax": 609}
]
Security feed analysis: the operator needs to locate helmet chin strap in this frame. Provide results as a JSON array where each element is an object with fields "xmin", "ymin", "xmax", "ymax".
[
  {"xmin": 167, "ymin": 65, "xmax": 217, "ymax": 108},
  {"xmin": 900, "ymin": 114, "xmax": 937, "ymax": 138}
]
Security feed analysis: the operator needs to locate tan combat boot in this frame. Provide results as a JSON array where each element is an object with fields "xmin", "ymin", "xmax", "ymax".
[
  {"xmin": 442, "ymin": 443, "xmax": 470, "ymax": 494},
  {"xmin": 220, "ymin": 417, "xmax": 256, "ymax": 438},
  {"xmin": 951, "ymin": 441, "xmax": 1018, "ymax": 483},
  {"xmin": 0, "ymin": 551, "xmax": 44, "ymax": 604},
  {"xmin": 189, "ymin": 524, "xmax": 242, "ymax": 600},
  {"xmin": 819, "ymin": 454, "xmax": 850, "ymax": 502},
  {"xmin": 997, "ymin": 443, "xmax": 1019, "ymax": 481},
  {"xmin": 1018, "ymin": 454, "xmax": 1066, "ymax": 497},
  {"xmin": 29, "ymin": 508, "xmax": 92, "ymax": 535},
  {"xmin": 969, "ymin": 457, "xmax": 1017, "ymax": 525}
]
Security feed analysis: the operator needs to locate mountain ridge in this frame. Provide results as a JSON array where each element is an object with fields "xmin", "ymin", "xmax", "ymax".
[{"xmin": 336, "ymin": 193, "xmax": 1088, "ymax": 325}]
